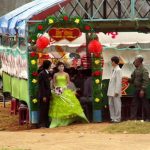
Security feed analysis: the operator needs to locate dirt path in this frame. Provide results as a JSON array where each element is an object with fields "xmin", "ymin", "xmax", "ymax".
[
  {"xmin": 1, "ymin": 103, "xmax": 150, "ymax": 150},
  {"xmin": 0, "ymin": 124, "xmax": 150, "ymax": 150}
]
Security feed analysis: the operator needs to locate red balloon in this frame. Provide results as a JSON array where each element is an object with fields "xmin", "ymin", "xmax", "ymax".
[
  {"xmin": 36, "ymin": 36, "xmax": 50, "ymax": 50},
  {"xmin": 88, "ymin": 40, "xmax": 102, "ymax": 53}
]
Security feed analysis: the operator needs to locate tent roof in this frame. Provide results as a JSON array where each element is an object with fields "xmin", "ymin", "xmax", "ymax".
[
  {"xmin": 0, "ymin": 0, "xmax": 70, "ymax": 37},
  {"xmin": 51, "ymin": 32, "xmax": 150, "ymax": 50}
]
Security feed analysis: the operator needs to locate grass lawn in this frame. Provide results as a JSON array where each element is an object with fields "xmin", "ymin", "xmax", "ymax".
[{"xmin": 102, "ymin": 120, "xmax": 150, "ymax": 134}]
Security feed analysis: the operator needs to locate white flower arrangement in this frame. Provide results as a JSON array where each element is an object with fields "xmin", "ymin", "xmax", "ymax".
[
  {"xmin": 54, "ymin": 87, "xmax": 63, "ymax": 95},
  {"xmin": 52, "ymin": 86, "xmax": 74, "ymax": 107}
]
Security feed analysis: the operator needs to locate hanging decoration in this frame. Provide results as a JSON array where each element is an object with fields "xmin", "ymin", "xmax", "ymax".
[
  {"xmin": 107, "ymin": 32, "xmax": 118, "ymax": 39},
  {"xmin": 88, "ymin": 40, "xmax": 102, "ymax": 54},
  {"xmin": 36, "ymin": 34, "xmax": 50, "ymax": 50},
  {"xmin": 0, "ymin": 47, "xmax": 28, "ymax": 79}
]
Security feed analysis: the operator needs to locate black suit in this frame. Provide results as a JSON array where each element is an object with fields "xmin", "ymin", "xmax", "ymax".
[{"xmin": 38, "ymin": 70, "xmax": 51, "ymax": 127}]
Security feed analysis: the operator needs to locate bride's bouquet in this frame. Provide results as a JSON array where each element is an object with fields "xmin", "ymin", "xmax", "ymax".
[
  {"xmin": 52, "ymin": 86, "xmax": 74, "ymax": 107},
  {"xmin": 54, "ymin": 87, "xmax": 63, "ymax": 95}
]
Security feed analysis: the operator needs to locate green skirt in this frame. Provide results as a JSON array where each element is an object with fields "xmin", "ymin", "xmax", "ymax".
[{"xmin": 49, "ymin": 89, "xmax": 89, "ymax": 128}]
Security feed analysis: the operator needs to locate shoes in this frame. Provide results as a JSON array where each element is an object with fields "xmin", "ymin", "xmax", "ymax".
[
  {"xmin": 113, "ymin": 120, "xmax": 121, "ymax": 123},
  {"xmin": 110, "ymin": 120, "xmax": 121, "ymax": 123}
]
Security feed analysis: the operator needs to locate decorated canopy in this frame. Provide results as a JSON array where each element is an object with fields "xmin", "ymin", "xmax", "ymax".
[
  {"xmin": 1, "ymin": 0, "xmax": 150, "ymax": 123},
  {"xmin": 0, "ymin": 0, "xmax": 70, "ymax": 37}
]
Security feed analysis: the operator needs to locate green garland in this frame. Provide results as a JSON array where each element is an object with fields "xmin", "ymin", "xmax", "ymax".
[
  {"xmin": 92, "ymin": 54, "xmax": 103, "ymax": 110},
  {"xmin": 28, "ymin": 52, "xmax": 39, "ymax": 111},
  {"xmin": 28, "ymin": 14, "xmax": 93, "ymax": 42}
]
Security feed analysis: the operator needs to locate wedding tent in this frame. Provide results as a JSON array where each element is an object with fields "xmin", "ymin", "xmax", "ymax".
[
  {"xmin": 0, "ymin": 0, "xmax": 150, "ymax": 123},
  {"xmin": 51, "ymin": 32, "xmax": 150, "ymax": 78}
]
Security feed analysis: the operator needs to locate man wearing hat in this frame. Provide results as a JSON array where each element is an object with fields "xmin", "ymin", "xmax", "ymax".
[{"xmin": 129, "ymin": 55, "xmax": 150, "ymax": 121}]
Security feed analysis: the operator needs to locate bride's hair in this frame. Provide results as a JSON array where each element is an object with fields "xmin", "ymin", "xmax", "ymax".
[{"xmin": 56, "ymin": 62, "xmax": 65, "ymax": 68}]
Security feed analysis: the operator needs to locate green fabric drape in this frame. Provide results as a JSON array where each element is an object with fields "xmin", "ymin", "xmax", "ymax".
[
  {"xmin": 11, "ymin": 77, "xmax": 20, "ymax": 99},
  {"xmin": 19, "ymin": 79, "xmax": 29, "ymax": 105},
  {"xmin": 2, "ymin": 72, "xmax": 29, "ymax": 104},
  {"xmin": 3, "ymin": 72, "xmax": 11, "ymax": 92}
]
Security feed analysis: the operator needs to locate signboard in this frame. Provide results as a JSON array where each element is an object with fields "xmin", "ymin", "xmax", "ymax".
[{"xmin": 49, "ymin": 28, "xmax": 81, "ymax": 41}]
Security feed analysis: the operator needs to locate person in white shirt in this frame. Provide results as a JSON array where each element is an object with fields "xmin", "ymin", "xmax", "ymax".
[{"xmin": 107, "ymin": 56, "xmax": 122, "ymax": 123}]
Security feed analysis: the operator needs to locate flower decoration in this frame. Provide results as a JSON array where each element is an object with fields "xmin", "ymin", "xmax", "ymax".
[
  {"xmin": 95, "ymin": 98, "xmax": 100, "ymax": 102},
  {"xmin": 74, "ymin": 18, "xmax": 80, "ymax": 24},
  {"xmin": 31, "ymin": 60, "xmax": 36, "ymax": 65},
  {"xmin": 92, "ymin": 71, "xmax": 102, "ymax": 76},
  {"xmin": 85, "ymin": 25, "xmax": 91, "ymax": 31},
  {"xmin": 94, "ymin": 53, "xmax": 101, "ymax": 58},
  {"xmin": 32, "ymin": 79, "xmax": 37, "ymax": 84},
  {"xmin": 95, "ymin": 59, "xmax": 100, "ymax": 65},
  {"xmin": 88, "ymin": 40, "xmax": 102, "ymax": 54},
  {"xmin": 30, "ymin": 52, "xmax": 37, "ymax": 58},
  {"xmin": 36, "ymin": 35, "xmax": 50, "ymax": 50},
  {"xmin": 37, "ymin": 25, "xmax": 43, "ymax": 30},
  {"xmin": 95, "ymin": 79, "xmax": 100, "ymax": 84},
  {"xmin": 54, "ymin": 87, "xmax": 63, "ymax": 95},
  {"xmin": 29, "ymin": 14, "xmax": 95, "ymax": 47},
  {"xmin": 32, "ymin": 98, "xmax": 38, "ymax": 103},
  {"xmin": 32, "ymin": 72, "xmax": 38, "ymax": 77},
  {"xmin": 48, "ymin": 19, "xmax": 54, "ymax": 24},
  {"xmin": 63, "ymin": 16, "xmax": 69, "ymax": 21}
]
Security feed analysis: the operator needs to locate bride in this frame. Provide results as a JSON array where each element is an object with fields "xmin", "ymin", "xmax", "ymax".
[{"xmin": 49, "ymin": 62, "xmax": 89, "ymax": 128}]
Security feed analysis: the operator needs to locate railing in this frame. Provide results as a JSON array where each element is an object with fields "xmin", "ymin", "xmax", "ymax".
[{"xmin": 55, "ymin": 0, "xmax": 150, "ymax": 21}]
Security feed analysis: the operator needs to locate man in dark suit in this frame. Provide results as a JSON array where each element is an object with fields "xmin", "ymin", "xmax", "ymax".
[{"xmin": 38, "ymin": 60, "xmax": 52, "ymax": 128}]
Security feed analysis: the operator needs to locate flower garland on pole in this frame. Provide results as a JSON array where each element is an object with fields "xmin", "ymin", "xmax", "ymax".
[
  {"xmin": 28, "ymin": 51, "xmax": 39, "ymax": 111},
  {"xmin": 88, "ymin": 35, "xmax": 104, "ymax": 122}
]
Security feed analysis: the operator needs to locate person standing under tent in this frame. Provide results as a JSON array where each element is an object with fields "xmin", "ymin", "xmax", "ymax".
[
  {"xmin": 128, "ymin": 55, "xmax": 150, "ymax": 121},
  {"xmin": 38, "ymin": 60, "xmax": 52, "ymax": 128},
  {"xmin": 107, "ymin": 56, "xmax": 122, "ymax": 123},
  {"xmin": 49, "ymin": 62, "xmax": 89, "ymax": 128}
]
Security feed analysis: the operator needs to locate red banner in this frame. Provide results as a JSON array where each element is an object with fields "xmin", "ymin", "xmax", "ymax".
[{"xmin": 48, "ymin": 28, "xmax": 81, "ymax": 41}]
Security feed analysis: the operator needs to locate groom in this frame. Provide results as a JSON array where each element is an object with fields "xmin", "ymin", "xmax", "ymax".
[{"xmin": 38, "ymin": 60, "xmax": 52, "ymax": 128}]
